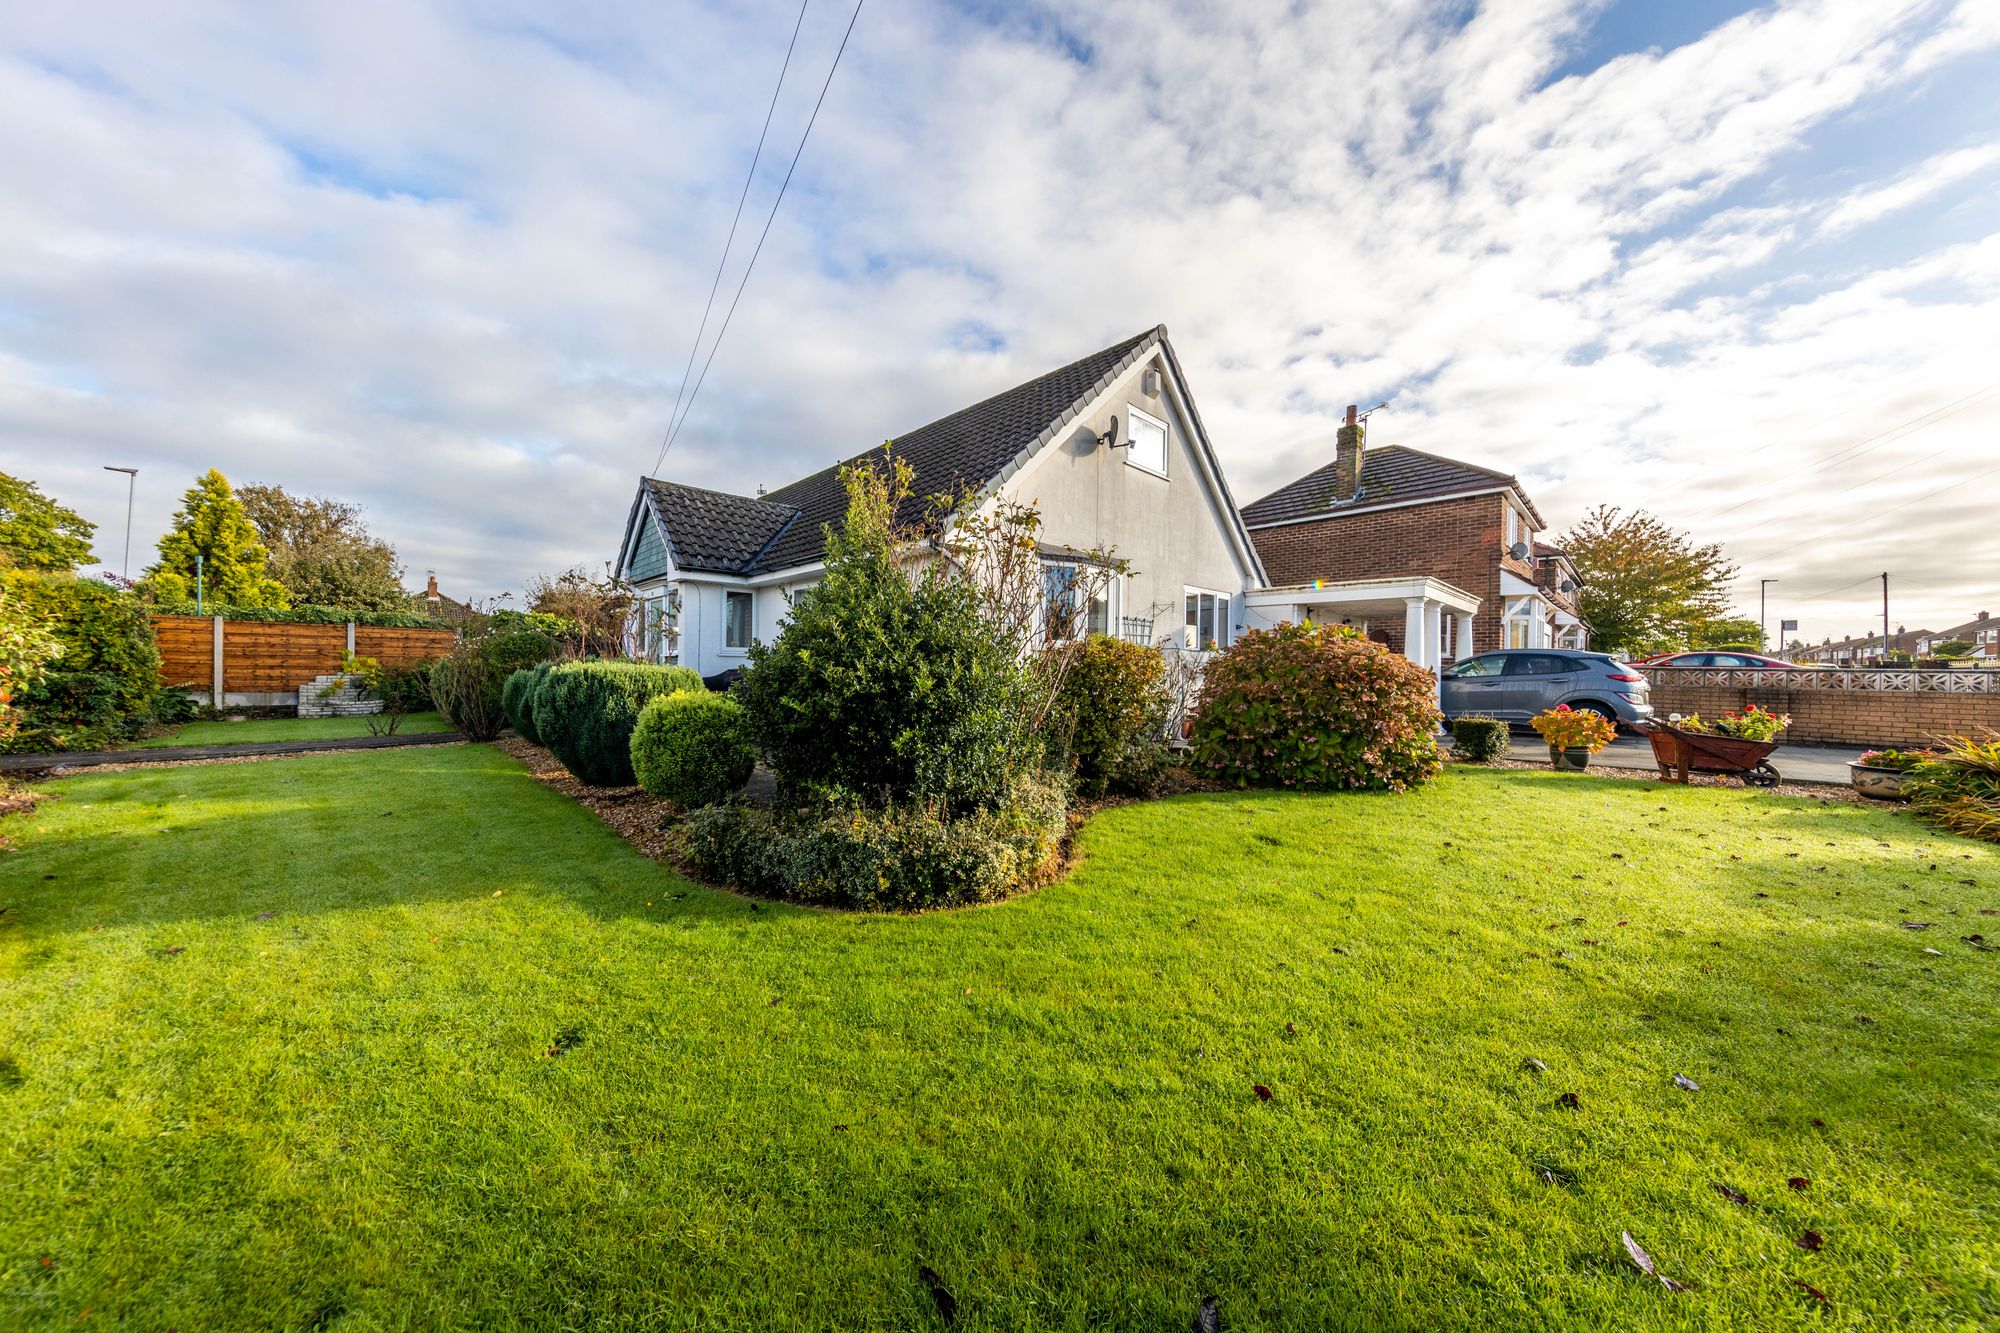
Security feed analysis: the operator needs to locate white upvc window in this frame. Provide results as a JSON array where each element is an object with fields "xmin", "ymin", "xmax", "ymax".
[
  {"xmin": 1041, "ymin": 562, "xmax": 1113, "ymax": 642},
  {"xmin": 1185, "ymin": 588, "xmax": 1231, "ymax": 651},
  {"xmin": 1505, "ymin": 505, "xmax": 1522, "ymax": 553},
  {"xmin": 724, "ymin": 590, "xmax": 754, "ymax": 650},
  {"xmin": 1504, "ymin": 597, "xmax": 1536, "ymax": 649},
  {"xmin": 1126, "ymin": 406, "xmax": 1168, "ymax": 478}
]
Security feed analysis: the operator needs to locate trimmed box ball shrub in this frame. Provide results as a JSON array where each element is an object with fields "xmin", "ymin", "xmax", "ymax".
[
  {"xmin": 536, "ymin": 661, "xmax": 704, "ymax": 787},
  {"xmin": 1191, "ymin": 622, "xmax": 1442, "ymax": 792},
  {"xmin": 630, "ymin": 692, "xmax": 755, "ymax": 807},
  {"xmin": 687, "ymin": 771, "xmax": 1068, "ymax": 911},
  {"xmin": 1449, "ymin": 715, "xmax": 1510, "ymax": 763},
  {"xmin": 1048, "ymin": 634, "xmax": 1167, "ymax": 797},
  {"xmin": 502, "ymin": 662, "xmax": 554, "ymax": 742}
]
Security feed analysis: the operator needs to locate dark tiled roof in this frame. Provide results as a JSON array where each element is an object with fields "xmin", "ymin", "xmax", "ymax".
[
  {"xmin": 641, "ymin": 326, "xmax": 1163, "ymax": 576},
  {"xmin": 641, "ymin": 478, "xmax": 800, "ymax": 575},
  {"xmin": 1240, "ymin": 444, "xmax": 1544, "ymax": 528}
]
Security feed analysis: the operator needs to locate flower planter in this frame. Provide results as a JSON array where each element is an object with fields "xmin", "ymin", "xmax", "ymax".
[
  {"xmin": 1550, "ymin": 746, "xmax": 1592, "ymax": 772},
  {"xmin": 1848, "ymin": 763, "xmax": 1910, "ymax": 802}
]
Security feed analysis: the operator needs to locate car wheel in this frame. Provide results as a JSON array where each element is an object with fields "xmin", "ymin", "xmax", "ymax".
[{"xmin": 1570, "ymin": 702, "xmax": 1620, "ymax": 733}]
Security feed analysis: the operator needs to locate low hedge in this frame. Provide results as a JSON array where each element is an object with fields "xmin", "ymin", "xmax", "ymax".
[
  {"xmin": 686, "ymin": 771, "xmax": 1068, "ymax": 911},
  {"xmin": 502, "ymin": 664, "xmax": 552, "ymax": 743},
  {"xmin": 631, "ymin": 692, "xmax": 756, "ymax": 807},
  {"xmin": 535, "ymin": 661, "xmax": 704, "ymax": 786},
  {"xmin": 146, "ymin": 600, "xmax": 447, "ymax": 629},
  {"xmin": 1449, "ymin": 716, "xmax": 1510, "ymax": 762}
]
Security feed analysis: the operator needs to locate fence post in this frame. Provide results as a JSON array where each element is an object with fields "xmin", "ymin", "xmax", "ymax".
[
  {"xmin": 211, "ymin": 616, "xmax": 225, "ymax": 706},
  {"xmin": 346, "ymin": 622, "xmax": 356, "ymax": 656}
]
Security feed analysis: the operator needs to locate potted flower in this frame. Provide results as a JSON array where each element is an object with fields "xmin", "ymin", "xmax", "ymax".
[
  {"xmin": 1530, "ymin": 704, "xmax": 1618, "ymax": 771},
  {"xmin": 1849, "ymin": 747, "xmax": 1931, "ymax": 801}
]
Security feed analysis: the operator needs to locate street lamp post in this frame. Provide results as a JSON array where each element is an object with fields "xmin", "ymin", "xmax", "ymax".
[
  {"xmin": 1759, "ymin": 578, "xmax": 1779, "ymax": 654},
  {"xmin": 103, "ymin": 466, "xmax": 138, "ymax": 579}
]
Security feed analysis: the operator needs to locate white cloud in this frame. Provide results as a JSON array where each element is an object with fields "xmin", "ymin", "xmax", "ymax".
[{"xmin": 0, "ymin": 0, "xmax": 1996, "ymax": 642}]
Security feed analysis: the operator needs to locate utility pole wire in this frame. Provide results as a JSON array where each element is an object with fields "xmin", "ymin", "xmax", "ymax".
[
  {"xmin": 652, "ymin": 0, "xmax": 813, "ymax": 479},
  {"xmin": 657, "ymin": 0, "xmax": 866, "ymax": 468}
]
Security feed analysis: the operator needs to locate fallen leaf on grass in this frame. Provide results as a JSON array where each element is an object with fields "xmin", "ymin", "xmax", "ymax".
[
  {"xmin": 1522, "ymin": 1057, "xmax": 1549, "ymax": 1074},
  {"xmin": 1788, "ymin": 1176, "xmax": 1810, "ymax": 1190},
  {"xmin": 1192, "ymin": 1295, "xmax": 1220, "ymax": 1333},
  {"xmin": 1899, "ymin": 921, "xmax": 1933, "ymax": 929},
  {"xmin": 1621, "ymin": 1232, "xmax": 1686, "ymax": 1292},
  {"xmin": 1797, "ymin": 1230, "xmax": 1823, "ymax": 1251},
  {"xmin": 254, "ymin": 912, "xmax": 275, "ymax": 921},
  {"xmin": 1673, "ymin": 1074, "xmax": 1700, "ymax": 1092},
  {"xmin": 1712, "ymin": 1182, "xmax": 1749, "ymax": 1206},
  {"xmin": 1252, "ymin": 1084, "xmax": 1273, "ymax": 1102},
  {"xmin": 1791, "ymin": 1278, "xmax": 1831, "ymax": 1308},
  {"xmin": 1557, "ymin": 1092, "xmax": 1581, "ymax": 1109},
  {"xmin": 918, "ymin": 1265, "xmax": 956, "ymax": 1326}
]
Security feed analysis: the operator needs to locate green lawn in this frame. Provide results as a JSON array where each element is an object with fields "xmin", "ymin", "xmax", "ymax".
[
  {"xmin": 1, "ymin": 748, "xmax": 1995, "ymax": 1331},
  {"xmin": 124, "ymin": 710, "xmax": 453, "ymax": 749}
]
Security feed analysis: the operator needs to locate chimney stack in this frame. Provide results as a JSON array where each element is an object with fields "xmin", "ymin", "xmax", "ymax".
[
  {"xmin": 1333, "ymin": 404, "xmax": 1363, "ymax": 500},
  {"xmin": 425, "ymin": 572, "xmax": 440, "ymax": 607}
]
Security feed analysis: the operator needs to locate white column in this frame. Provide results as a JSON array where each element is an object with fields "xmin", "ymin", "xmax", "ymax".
[
  {"xmin": 1403, "ymin": 597, "xmax": 1429, "ymax": 669},
  {"xmin": 1427, "ymin": 601, "xmax": 1446, "ymax": 671},
  {"xmin": 1457, "ymin": 612, "xmax": 1476, "ymax": 661}
]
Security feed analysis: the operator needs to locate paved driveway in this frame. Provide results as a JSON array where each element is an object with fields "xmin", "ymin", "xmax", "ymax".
[{"xmin": 1503, "ymin": 734, "xmax": 1865, "ymax": 785}]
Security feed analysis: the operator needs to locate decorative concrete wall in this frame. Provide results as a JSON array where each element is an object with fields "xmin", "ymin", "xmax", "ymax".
[
  {"xmin": 1643, "ymin": 667, "xmax": 2000, "ymax": 747},
  {"xmin": 296, "ymin": 674, "xmax": 385, "ymax": 718}
]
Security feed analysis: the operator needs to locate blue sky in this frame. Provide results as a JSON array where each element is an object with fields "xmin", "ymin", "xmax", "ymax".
[{"xmin": 2, "ymin": 0, "xmax": 1997, "ymax": 642}]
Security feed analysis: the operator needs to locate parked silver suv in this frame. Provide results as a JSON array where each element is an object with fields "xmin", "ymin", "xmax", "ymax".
[{"xmin": 1440, "ymin": 649, "xmax": 1654, "ymax": 728}]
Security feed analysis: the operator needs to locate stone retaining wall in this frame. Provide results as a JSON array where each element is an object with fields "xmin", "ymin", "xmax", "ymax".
[
  {"xmin": 1644, "ymin": 680, "xmax": 2000, "ymax": 747},
  {"xmin": 296, "ymin": 674, "xmax": 385, "ymax": 719}
]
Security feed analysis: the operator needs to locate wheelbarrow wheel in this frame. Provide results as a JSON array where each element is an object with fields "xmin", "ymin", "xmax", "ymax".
[{"xmin": 1742, "ymin": 762, "xmax": 1780, "ymax": 788}]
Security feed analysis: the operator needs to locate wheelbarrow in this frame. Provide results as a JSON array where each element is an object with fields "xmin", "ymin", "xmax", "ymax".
[{"xmin": 1634, "ymin": 721, "xmax": 1782, "ymax": 787}]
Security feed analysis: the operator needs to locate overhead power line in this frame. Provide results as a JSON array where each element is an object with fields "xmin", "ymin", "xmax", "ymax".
[
  {"xmin": 654, "ymin": 0, "xmax": 866, "ymax": 473},
  {"xmin": 651, "ymin": 0, "xmax": 813, "ymax": 479}
]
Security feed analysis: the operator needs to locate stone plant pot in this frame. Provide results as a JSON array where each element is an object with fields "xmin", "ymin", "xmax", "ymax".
[
  {"xmin": 1550, "ymin": 746, "xmax": 1592, "ymax": 772},
  {"xmin": 1848, "ymin": 763, "xmax": 1909, "ymax": 801}
]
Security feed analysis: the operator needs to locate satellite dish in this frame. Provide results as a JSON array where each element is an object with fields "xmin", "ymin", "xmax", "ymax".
[
  {"xmin": 1560, "ymin": 579, "xmax": 1577, "ymax": 593},
  {"xmin": 1509, "ymin": 542, "xmax": 1530, "ymax": 560},
  {"xmin": 1097, "ymin": 417, "xmax": 1123, "ymax": 450}
]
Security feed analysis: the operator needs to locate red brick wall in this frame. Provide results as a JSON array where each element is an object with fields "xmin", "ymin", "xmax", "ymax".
[
  {"xmin": 1249, "ymin": 493, "xmax": 1519, "ymax": 653},
  {"xmin": 1646, "ymin": 678, "xmax": 2000, "ymax": 747}
]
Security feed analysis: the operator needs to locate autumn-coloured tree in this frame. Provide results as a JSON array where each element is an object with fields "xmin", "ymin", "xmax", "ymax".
[
  {"xmin": 144, "ymin": 469, "xmax": 291, "ymax": 607},
  {"xmin": 1556, "ymin": 506, "xmax": 1737, "ymax": 656}
]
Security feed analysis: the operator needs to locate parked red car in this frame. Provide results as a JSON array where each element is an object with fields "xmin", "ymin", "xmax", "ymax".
[{"xmin": 1638, "ymin": 651, "xmax": 1801, "ymax": 668}]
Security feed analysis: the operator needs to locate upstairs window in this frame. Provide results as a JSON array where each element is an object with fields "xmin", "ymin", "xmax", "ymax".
[
  {"xmin": 1126, "ymin": 407, "xmax": 1168, "ymax": 477},
  {"xmin": 724, "ymin": 590, "xmax": 753, "ymax": 649}
]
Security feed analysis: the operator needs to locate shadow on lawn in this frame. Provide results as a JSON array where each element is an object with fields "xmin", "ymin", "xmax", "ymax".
[{"xmin": 1, "ymin": 748, "xmax": 795, "ymax": 939}]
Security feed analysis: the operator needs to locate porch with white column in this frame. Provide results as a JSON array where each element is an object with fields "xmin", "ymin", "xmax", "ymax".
[{"xmin": 1243, "ymin": 576, "xmax": 1482, "ymax": 675}]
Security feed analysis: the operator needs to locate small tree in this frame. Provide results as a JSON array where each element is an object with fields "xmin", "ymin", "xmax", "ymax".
[
  {"xmin": 145, "ymin": 469, "xmax": 291, "ymax": 607},
  {"xmin": 1557, "ymin": 506, "xmax": 1738, "ymax": 657},
  {"xmin": 0, "ymin": 473, "xmax": 95, "ymax": 573},
  {"xmin": 526, "ymin": 567, "xmax": 637, "ymax": 660},
  {"xmin": 1931, "ymin": 638, "xmax": 1975, "ymax": 659}
]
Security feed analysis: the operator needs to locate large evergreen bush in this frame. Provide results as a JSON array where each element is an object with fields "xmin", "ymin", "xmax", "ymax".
[
  {"xmin": 630, "ymin": 692, "xmax": 755, "ymax": 806},
  {"xmin": 1, "ymin": 571, "xmax": 163, "ymax": 752},
  {"xmin": 502, "ymin": 663, "xmax": 553, "ymax": 742},
  {"xmin": 1191, "ymin": 622, "xmax": 1442, "ymax": 792},
  {"xmin": 536, "ymin": 661, "xmax": 704, "ymax": 786}
]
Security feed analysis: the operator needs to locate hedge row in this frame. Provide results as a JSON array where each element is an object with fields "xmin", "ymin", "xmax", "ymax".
[
  {"xmin": 530, "ymin": 661, "xmax": 705, "ymax": 787},
  {"xmin": 146, "ymin": 600, "xmax": 447, "ymax": 629}
]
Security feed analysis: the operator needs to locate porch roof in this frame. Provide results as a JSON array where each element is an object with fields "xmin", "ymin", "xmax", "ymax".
[{"xmin": 1246, "ymin": 575, "xmax": 1481, "ymax": 619}]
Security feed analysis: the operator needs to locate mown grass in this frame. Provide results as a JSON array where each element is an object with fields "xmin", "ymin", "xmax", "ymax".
[
  {"xmin": 0, "ymin": 746, "xmax": 1995, "ymax": 1331},
  {"xmin": 124, "ymin": 711, "xmax": 453, "ymax": 749}
]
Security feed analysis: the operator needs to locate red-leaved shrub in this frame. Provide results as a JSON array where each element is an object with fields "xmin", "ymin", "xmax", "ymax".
[{"xmin": 1189, "ymin": 622, "xmax": 1442, "ymax": 791}]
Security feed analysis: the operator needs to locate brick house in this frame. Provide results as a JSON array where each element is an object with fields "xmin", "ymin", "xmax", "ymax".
[
  {"xmin": 1917, "ymin": 611, "xmax": 2000, "ymax": 661},
  {"xmin": 1238, "ymin": 406, "xmax": 1584, "ymax": 663}
]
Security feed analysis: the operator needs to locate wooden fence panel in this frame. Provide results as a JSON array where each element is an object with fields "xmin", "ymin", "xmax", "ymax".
[
  {"xmin": 148, "ymin": 616, "xmax": 459, "ymax": 698},
  {"xmin": 354, "ymin": 626, "xmax": 456, "ymax": 667},
  {"xmin": 152, "ymin": 615, "xmax": 214, "ymax": 689},
  {"xmin": 221, "ymin": 621, "xmax": 347, "ymax": 693}
]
